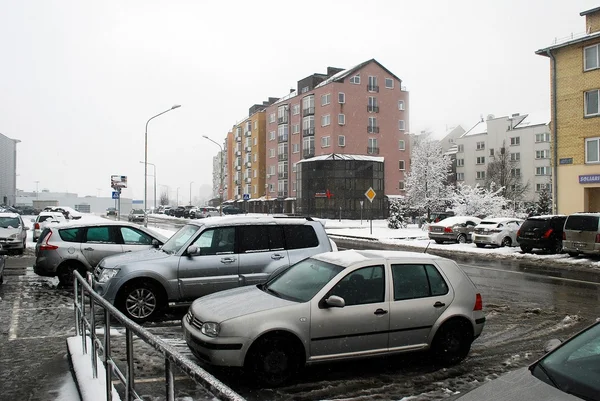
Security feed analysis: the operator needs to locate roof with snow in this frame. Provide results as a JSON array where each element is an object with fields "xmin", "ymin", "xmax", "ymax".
[
  {"xmin": 536, "ymin": 31, "xmax": 600, "ymax": 55},
  {"xmin": 296, "ymin": 153, "xmax": 384, "ymax": 164},
  {"xmin": 314, "ymin": 59, "xmax": 403, "ymax": 89},
  {"xmin": 273, "ymin": 90, "xmax": 298, "ymax": 105},
  {"xmin": 462, "ymin": 121, "xmax": 487, "ymax": 137},
  {"xmin": 513, "ymin": 111, "xmax": 550, "ymax": 129}
]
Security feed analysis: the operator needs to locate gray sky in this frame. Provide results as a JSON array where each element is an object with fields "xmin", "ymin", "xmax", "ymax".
[{"xmin": 1, "ymin": 0, "xmax": 596, "ymax": 202}]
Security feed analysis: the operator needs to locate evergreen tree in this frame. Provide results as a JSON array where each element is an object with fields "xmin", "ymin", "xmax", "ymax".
[{"xmin": 387, "ymin": 198, "xmax": 409, "ymax": 229}]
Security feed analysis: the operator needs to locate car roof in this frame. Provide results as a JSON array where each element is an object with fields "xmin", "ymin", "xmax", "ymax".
[
  {"xmin": 568, "ymin": 212, "xmax": 600, "ymax": 217},
  {"xmin": 313, "ymin": 249, "xmax": 443, "ymax": 268},
  {"xmin": 527, "ymin": 214, "xmax": 566, "ymax": 220},
  {"xmin": 479, "ymin": 217, "xmax": 520, "ymax": 223},
  {"xmin": 52, "ymin": 220, "xmax": 146, "ymax": 229},
  {"xmin": 432, "ymin": 216, "xmax": 480, "ymax": 225},
  {"xmin": 186, "ymin": 215, "xmax": 317, "ymax": 228},
  {"xmin": 0, "ymin": 212, "xmax": 20, "ymax": 218},
  {"xmin": 39, "ymin": 211, "xmax": 65, "ymax": 216}
]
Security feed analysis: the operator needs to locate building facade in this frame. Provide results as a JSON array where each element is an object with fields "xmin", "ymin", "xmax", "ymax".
[
  {"xmin": 536, "ymin": 6, "xmax": 600, "ymax": 213},
  {"xmin": 0, "ymin": 133, "xmax": 19, "ymax": 206}
]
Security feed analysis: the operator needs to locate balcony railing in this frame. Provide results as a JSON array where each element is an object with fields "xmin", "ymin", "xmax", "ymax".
[
  {"xmin": 302, "ymin": 107, "xmax": 315, "ymax": 116},
  {"xmin": 302, "ymin": 127, "xmax": 315, "ymax": 137},
  {"xmin": 235, "ymin": 165, "xmax": 241, "ymax": 171},
  {"xmin": 278, "ymin": 134, "xmax": 288, "ymax": 143},
  {"xmin": 245, "ymin": 162, "xmax": 251, "ymax": 168},
  {"xmin": 278, "ymin": 153, "xmax": 288, "ymax": 161},
  {"xmin": 235, "ymin": 136, "xmax": 242, "ymax": 142},
  {"xmin": 367, "ymin": 126, "xmax": 380, "ymax": 134},
  {"xmin": 278, "ymin": 190, "xmax": 288, "ymax": 198},
  {"xmin": 244, "ymin": 130, "xmax": 251, "ymax": 137},
  {"xmin": 367, "ymin": 85, "xmax": 379, "ymax": 92},
  {"xmin": 278, "ymin": 115, "xmax": 288, "ymax": 124},
  {"xmin": 245, "ymin": 178, "xmax": 252, "ymax": 184},
  {"xmin": 367, "ymin": 146, "xmax": 380, "ymax": 154},
  {"xmin": 303, "ymin": 147, "xmax": 315, "ymax": 158},
  {"xmin": 367, "ymin": 105, "xmax": 379, "ymax": 113},
  {"xmin": 278, "ymin": 171, "xmax": 288, "ymax": 179},
  {"xmin": 244, "ymin": 146, "xmax": 251, "ymax": 152}
]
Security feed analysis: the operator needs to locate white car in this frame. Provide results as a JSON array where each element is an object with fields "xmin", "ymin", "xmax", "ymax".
[
  {"xmin": 31, "ymin": 212, "xmax": 67, "ymax": 242},
  {"xmin": 472, "ymin": 217, "xmax": 523, "ymax": 248}
]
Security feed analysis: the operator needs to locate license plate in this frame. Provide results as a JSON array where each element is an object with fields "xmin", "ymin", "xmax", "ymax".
[{"xmin": 574, "ymin": 242, "xmax": 587, "ymax": 249}]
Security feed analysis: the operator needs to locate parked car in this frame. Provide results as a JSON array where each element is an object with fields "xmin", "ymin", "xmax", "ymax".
[
  {"xmin": 186, "ymin": 206, "xmax": 199, "ymax": 219},
  {"xmin": 182, "ymin": 205, "xmax": 196, "ymax": 218},
  {"xmin": 471, "ymin": 218, "xmax": 523, "ymax": 248},
  {"xmin": 34, "ymin": 221, "xmax": 168, "ymax": 285},
  {"xmin": 0, "ymin": 212, "xmax": 28, "ymax": 254},
  {"xmin": 222, "ymin": 205, "xmax": 244, "ymax": 215},
  {"xmin": 0, "ymin": 244, "xmax": 6, "ymax": 284},
  {"xmin": 163, "ymin": 206, "xmax": 173, "ymax": 216},
  {"xmin": 562, "ymin": 212, "xmax": 600, "ymax": 257},
  {"xmin": 182, "ymin": 249, "xmax": 485, "ymax": 386},
  {"xmin": 127, "ymin": 209, "xmax": 146, "ymax": 223},
  {"xmin": 173, "ymin": 206, "xmax": 187, "ymax": 218},
  {"xmin": 93, "ymin": 216, "xmax": 336, "ymax": 323},
  {"xmin": 457, "ymin": 320, "xmax": 600, "ymax": 401},
  {"xmin": 42, "ymin": 206, "xmax": 82, "ymax": 220},
  {"xmin": 196, "ymin": 206, "xmax": 219, "ymax": 218},
  {"xmin": 31, "ymin": 212, "xmax": 67, "ymax": 242},
  {"xmin": 106, "ymin": 207, "xmax": 117, "ymax": 217},
  {"xmin": 428, "ymin": 216, "xmax": 481, "ymax": 244},
  {"xmin": 429, "ymin": 211, "xmax": 456, "ymax": 223},
  {"xmin": 517, "ymin": 215, "xmax": 567, "ymax": 254}
]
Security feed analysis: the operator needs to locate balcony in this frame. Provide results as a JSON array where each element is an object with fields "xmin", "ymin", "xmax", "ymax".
[
  {"xmin": 367, "ymin": 146, "xmax": 380, "ymax": 154},
  {"xmin": 278, "ymin": 134, "xmax": 288, "ymax": 143},
  {"xmin": 278, "ymin": 153, "xmax": 288, "ymax": 161},
  {"xmin": 278, "ymin": 190, "xmax": 288, "ymax": 198},
  {"xmin": 234, "ymin": 179, "xmax": 241, "ymax": 185},
  {"xmin": 367, "ymin": 105, "xmax": 379, "ymax": 113},
  {"xmin": 302, "ymin": 107, "xmax": 315, "ymax": 116},
  {"xmin": 302, "ymin": 127, "xmax": 315, "ymax": 137},
  {"xmin": 278, "ymin": 171, "xmax": 288, "ymax": 179},
  {"xmin": 278, "ymin": 115, "xmax": 288, "ymax": 124},
  {"xmin": 367, "ymin": 85, "xmax": 379, "ymax": 93},
  {"xmin": 235, "ymin": 150, "xmax": 242, "ymax": 156},
  {"xmin": 245, "ymin": 162, "xmax": 251, "ymax": 168},
  {"xmin": 235, "ymin": 165, "xmax": 241, "ymax": 171},
  {"xmin": 235, "ymin": 136, "xmax": 241, "ymax": 142},
  {"xmin": 244, "ymin": 130, "xmax": 251, "ymax": 137},
  {"xmin": 303, "ymin": 147, "xmax": 315, "ymax": 158},
  {"xmin": 244, "ymin": 146, "xmax": 251, "ymax": 152},
  {"xmin": 367, "ymin": 126, "xmax": 380, "ymax": 134},
  {"xmin": 245, "ymin": 178, "xmax": 252, "ymax": 184}
]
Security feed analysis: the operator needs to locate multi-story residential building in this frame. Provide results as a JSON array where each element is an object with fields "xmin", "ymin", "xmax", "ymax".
[
  {"xmin": 536, "ymin": 6, "xmax": 600, "ymax": 213},
  {"xmin": 0, "ymin": 132, "xmax": 20, "ymax": 206},
  {"xmin": 263, "ymin": 59, "xmax": 410, "ymax": 218},
  {"xmin": 439, "ymin": 126, "xmax": 466, "ymax": 154},
  {"xmin": 455, "ymin": 112, "xmax": 551, "ymax": 203}
]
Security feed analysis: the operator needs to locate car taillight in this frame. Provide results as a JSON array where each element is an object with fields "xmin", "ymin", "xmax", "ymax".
[
  {"xmin": 563, "ymin": 232, "xmax": 566, "ymax": 240},
  {"xmin": 474, "ymin": 293, "xmax": 483, "ymax": 311},
  {"xmin": 444, "ymin": 227, "xmax": 453, "ymax": 233},
  {"xmin": 517, "ymin": 229, "xmax": 521, "ymax": 237},
  {"xmin": 34, "ymin": 223, "xmax": 40, "ymax": 230},
  {"xmin": 543, "ymin": 228, "xmax": 553, "ymax": 239},
  {"xmin": 596, "ymin": 234, "xmax": 600, "ymax": 244},
  {"xmin": 39, "ymin": 231, "xmax": 58, "ymax": 251},
  {"xmin": 429, "ymin": 226, "xmax": 433, "ymax": 232}
]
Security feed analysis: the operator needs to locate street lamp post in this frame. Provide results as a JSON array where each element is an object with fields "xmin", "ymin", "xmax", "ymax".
[
  {"xmin": 202, "ymin": 135, "xmax": 224, "ymax": 216},
  {"xmin": 139, "ymin": 161, "xmax": 157, "ymax": 212},
  {"xmin": 176, "ymin": 187, "xmax": 180, "ymax": 205},
  {"xmin": 144, "ymin": 105, "xmax": 181, "ymax": 226},
  {"xmin": 189, "ymin": 181, "xmax": 194, "ymax": 205}
]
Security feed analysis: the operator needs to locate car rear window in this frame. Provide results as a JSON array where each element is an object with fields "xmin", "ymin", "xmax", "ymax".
[
  {"xmin": 521, "ymin": 219, "xmax": 550, "ymax": 230},
  {"xmin": 565, "ymin": 215, "xmax": 600, "ymax": 231},
  {"xmin": 59, "ymin": 227, "xmax": 82, "ymax": 242},
  {"xmin": 283, "ymin": 225, "xmax": 319, "ymax": 249}
]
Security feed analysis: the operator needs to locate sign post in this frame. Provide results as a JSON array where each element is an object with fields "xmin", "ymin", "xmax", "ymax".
[
  {"xmin": 360, "ymin": 200, "xmax": 364, "ymax": 225},
  {"xmin": 364, "ymin": 187, "xmax": 376, "ymax": 235},
  {"xmin": 111, "ymin": 175, "xmax": 127, "ymax": 222}
]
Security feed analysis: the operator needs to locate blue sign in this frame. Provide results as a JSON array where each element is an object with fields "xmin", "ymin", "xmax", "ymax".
[
  {"xmin": 132, "ymin": 200, "xmax": 143, "ymax": 204},
  {"xmin": 579, "ymin": 174, "xmax": 600, "ymax": 184},
  {"xmin": 243, "ymin": 193, "xmax": 250, "ymax": 201},
  {"xmin": 112, "ymin": 191, "xmax": 120, "ymax": 199},
  {"xmin": 559, "ymin": 158, "xmax": 573, "ymax": 165}
]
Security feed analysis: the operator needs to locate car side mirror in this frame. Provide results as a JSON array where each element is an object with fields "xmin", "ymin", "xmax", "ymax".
[
  {"xmin": 152, "ymin": 239, "xmax": 160, "ymax": 249},
  {"xmin": 325, "ymin": 295, "xmax": 345, "ymax": 308},
  {"xmin": 544, "ymin": 338, "xmax": 562, "ymax": 353},
  {"xmin": 186, "ymin": 245, "xmax": 200, "ymax": 256}
]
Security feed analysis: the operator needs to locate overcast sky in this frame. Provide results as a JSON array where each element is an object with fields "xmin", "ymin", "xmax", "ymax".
[{"xmin": 1, "ymin": 0, "xmax": 596, "ymax": 202}]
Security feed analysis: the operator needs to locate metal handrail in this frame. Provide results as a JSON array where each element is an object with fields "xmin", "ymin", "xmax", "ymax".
[{"xmin": 73, "ymin": 271, "xmax": 246, "ymax": 401}]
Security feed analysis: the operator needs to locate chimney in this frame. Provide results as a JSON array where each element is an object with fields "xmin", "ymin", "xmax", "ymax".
[
  {"xmin": 581, "ymin": 7, "xmax": 600, "ymax": 34},
  {"xmin": 290, "ymin": 88, "xmax": 295, "ymax": 93}
]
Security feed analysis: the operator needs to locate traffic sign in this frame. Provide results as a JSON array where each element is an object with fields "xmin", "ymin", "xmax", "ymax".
[
  {"xmin": 243, "ymin": 193, "xmax": 250, "ymax": 201},
  {"xmin": 365, "ymin": 187, "xmax": 376, "ymax": 203},
  {"xmin": 112, "ymin": 191, "xmax": 120, "ymax": 200}
]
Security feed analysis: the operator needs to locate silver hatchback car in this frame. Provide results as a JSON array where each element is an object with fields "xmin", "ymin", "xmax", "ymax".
[{"xmin": 182, "ymin": 249, "xmax": 485, "ymax": 386}]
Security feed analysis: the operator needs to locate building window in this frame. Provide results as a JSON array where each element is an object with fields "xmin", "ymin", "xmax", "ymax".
[
  {"xmin": 269, "ymin": 131, "xmax": 276, "ymax": 141},
  {"xmin": 399, "ymin": 140, "xmax": 405, "ymax": 150},
  {"xmin": 339, "ymin": 135, "xmax": 346, "ymax": 147},
  {"xmin": 457, "ymin": 172, "xmax": 465, "ymax": 181},
  {"xmin": 535, "ymin": 166, "xmax": 550, "ymax": 176},
  {"xmin": 536, "ymin": 183, "xmax": 551, "ymax": 192},
  {"xmin": 368, "ymin": 116, "xmax": 377, "ymax": 129},
  {"xmin": 511, "ymin": 168, "xmax": 521, "ymax": 178},
  {"xmin": 293, "ymin": 182, "xmax": 297, "ymax": 192},
  {"xmin": 476, "ymin": 142, "xmax": 485, "ymax": 150},
  {"xmin": 368, "ymin": 96, "xmax": 378, "ymax": 111},
  {"xmin": 254, "ymin": 121, "xmax": 258, "ymax": 130},
  {"xmin": 368, "ymin": 138, "xmax": 378, "ymax": 152},
  {"xmin": 510, "ymin": 137, "xmax": 520, "ymax": 146},
  {"xmin": 368, "ymin": 76, "xmax": 378, "ymax": 91},
  {"xmin": 398, "ymin": 181, "xmax": 405, "ymax": 190},
  {"xmin": 398, "ymin": 160, "xmax": 405, "ymax": 170},
  {"xmin": 585, "ymin": 89, "xmax": 599, "ymax": 116},
  {"xmin": 350, "ymin": 74, "xmax": 360, "ymax": 84},
  {"xmin": 586, "ymin": 137, "xmax": 600, "ymax": 163},
  {"xmin": 458, "ymin": 144, "xmax": 464, "ymax": 152},
  {"xmin": 535, "ymin": 133, "xmax": 550, "ymax": 142},
  {"xmin": 321, "ymin": 114, "xmax": 331, "ymax": 126},
  {"xmin": 489, "ymin": 148, "xmax": 495, "ymax": 157},
  {"xmin": 293, "ymin": 124, "xmax": 300, "ymax": 134},
  {"xmin": 292, "ymin": 104, "xmax": 300, "ymax": 115},
  {"xmin": 338, "ymin": 93, "xmax": 345, "ymax": 104},
  {"xmin": 584, "ymin": 44, "xmax": 599, "ymax": 71},
  {"xmin": 269, "ymin": 166, "xmax": 275, "ymax": 175},
  {"xmin": 476, "ymin": 156, "xmax": 485, "ymax": 164},
  {"xmin": 269, "ymin": 183, "xmax": 274, "ymax": 192},
  {"xmin": 292, "ymin": 163, "xmax": 297, "ymax": 173},
  {"xmin": 269, "ymin": 113, "xmax": 275, "ymax": 123},
  {"xmin": 338, "ymin": 114, "xmax": 345, "ymax": 125},
  {"xmin": 292, "ymin": 143, "xmax": 300, "ymax": 153},
  {"xmin": 253, "ymin": 169, "xmax": 257, "ymax": 178},
  {"xmin": 301, "ymin": 86, "xmax": 309, "ymax": 94},
  {"xmin": 457, "ymin": 158, "xmax": 464, "ymax": 167},
  {"xmin": 253, "ymin": 137, "xmax": 257, "ymax": 146},
  {"xmin": 321, "ymin": 93, "xmax": 331, "ymax": 106},
  {"xmin": 398, "ymin": 100, "xmax": 405, "ymax": 110},
  {"xmin": 510, "ymin": 152, "xmax": 520, "ymax": 161},
  {"xmin": 278, "ymin": 142, "xmax": 286, "ymax": 156},
  {"xmin": 321, "ymin": 136, "xmax": 331, "ymax": 147},
  {"xmin": 269, "ymin": 148, "xmax": 275, "ymax": 158},
  {"xmin": 536, "ymin": 149, "xmax": 550, "ymax": 159},
  {"xmin": 476, "ymin": 171, "xmax": 485, "ymax": 180},
  {"xmin": 385, "ymin": 78, "xmax": 394, "ymax": 89},
  {"xmin": 398, "ymin": 120, "xmax": 405, "ymax": 131},
  {"xmin": 254, "ymin": 154, "xmax": 257, "ymax": 162}
]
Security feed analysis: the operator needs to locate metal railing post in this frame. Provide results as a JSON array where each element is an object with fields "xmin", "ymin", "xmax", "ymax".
[
  {"xmin": 126, "ymin": 328, "xmax": 135, "ymax": 401},
  {"xmin": 81, "ymin": 281, "xmax": 87, "ymax": 354},
  {"xmin": 104, "ymin": 309, "xmax": 112, "ymax": 401},
  {"xmin": 165, "ymin": 357, "xmax": 175, "ymax": 401},
  {"xmin": 90, "ymin": 289, "xmax": 98, "ymax": 379},
  {"xmin": 74, "ymin": 278, "xmax": 80, "ymax": 337}
]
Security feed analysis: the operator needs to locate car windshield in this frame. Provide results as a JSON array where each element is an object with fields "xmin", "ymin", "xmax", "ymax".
[
  {"xmin": 161, "ymin": 224, "xmax": 201, "ymax": 254},
  {"xmin": 132, "ymin": 209, "xmax": 144, "ymax": 214},
  {"xmin": 0, "ymin": 217, "xmax": 20, "ymax": 228},
  {"xmin": 565, "ymin": 215, "xmax": 599, "ymax": 231},
  {"xmin": 263, "ymin": 258, "xmax": 344, "ymax": 302},
  {"xmin": 535, "ymin": 323, "xmax": 600, "ymax": 400}
]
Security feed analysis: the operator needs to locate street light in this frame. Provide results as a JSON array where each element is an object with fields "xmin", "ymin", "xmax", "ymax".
[
  {"xmin": 176, "ymin": 187, "xmax": 180, "ymax": 205},
  {"xmin": 202, "ymin": 135, "xmax": 224, "ymax": 216},
  {"xmin": 139, "ymin": 161, "xmax": 156, "ymax": 211},
  {"xmin": 189, "ymin": 181, "xmax": 194, "ymax": 205},
  {"xmin": 144, "ymin": 105, "xmax": 181, "ymax": 226}
]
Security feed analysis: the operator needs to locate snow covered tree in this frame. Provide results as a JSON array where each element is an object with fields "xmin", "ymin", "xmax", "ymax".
[
  {"xmin": 532, "ymin": 183, "xmax": 552, "ymax": 216},
  {"xmin": 485, "ymin": 141, "xmax": 529, "ymax": 202},
  {"xmin": 387, "ymin": 197, "xmax": 409, "ymax": 229},
  {"xmin": 404, "ymin": 134, "xmax": 453, "ymax": 220},
  {"xmin": 160, "ymin": 191, "xmax": 169, "ymax": 206},
  {"xmin": 451, "ymin": 182, "xmax": 508, "ymax": 217}
]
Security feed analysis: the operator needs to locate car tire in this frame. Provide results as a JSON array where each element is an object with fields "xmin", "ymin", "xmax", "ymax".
[
  {"xmin": 434, "ymin": 239, "xmax": 444, "ymax": 244},
  {"xmin": 58, "ymin": 261, "xmax": 86, "ymax": 287},
  {"xmin": 246, "ymin": 334, "xmax": 301, "ymax": 387},
  {"xmin": 501, "ymin": 237, "xmax": 512, "ymax": 247},
  {"xmin": 117, "ymin": 281, "xmax": 164, "ymax": 324},
  {"xmin": 431, "ymin": 320, "xmax": 473, "ymax": 366},
  {"xmin": 0, "ymin": 271, "xmax": 4, "ymax": 285},
  {"xmin": 457, "ymin": 234, "xmax": 467, "ymax": 244},
  {"xmin": 549, "ymin": 239, "xmax": 563, "ymax": 254},
  {"xmin": 475, "ymin": 243, "xmax": 485, "ymax": 248},
  {"xmin": 520, "ymin": 245, "xmax": 532, "ymax": 253},
  {"xmin": 568, "ymin": 251, "xmax": 579, "ymax": 257}
]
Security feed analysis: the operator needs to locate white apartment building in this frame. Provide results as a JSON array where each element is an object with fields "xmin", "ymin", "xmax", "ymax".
[
  {"xmin": 0, "ymin": 132, "xmax": 20, "ymax": 206},
  {"xmin": 455, "ymin": 112, "xmax": 551, "ymax": 202}
]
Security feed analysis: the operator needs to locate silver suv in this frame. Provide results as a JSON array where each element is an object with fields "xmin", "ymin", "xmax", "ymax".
[
  {"xmin": 0, "ymin": 212, "xmax": 28, "ymax": 255},
  {"xmin": 34, "ymin": 221, "xmax": 168, "ymax": 285},
  {"xmin": 93, "ymin": 216, "xmax": 336, "ymax": 323}
]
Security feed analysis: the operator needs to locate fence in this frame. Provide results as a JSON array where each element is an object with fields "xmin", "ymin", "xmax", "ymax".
[{"xmin": 73, "ymin": 271, "xmax": 246, "ymax": 401}]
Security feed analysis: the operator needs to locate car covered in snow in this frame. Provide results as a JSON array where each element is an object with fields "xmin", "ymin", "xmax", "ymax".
[
  {"xmin": 428, "ymin": 216, "xmax": 482, "ymax": 244},
  {"xmin": 0, "ymin": 212, "xmax": 28, "ymax": 254},
  {"xmin": 472, "ymin": 218, "xmax": 523, "ymax": 248}
]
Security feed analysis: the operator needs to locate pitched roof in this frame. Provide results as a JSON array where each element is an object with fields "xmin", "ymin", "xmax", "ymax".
[
  {"xmin": 536, "ymin": 31, "xmax": 600, "ymax": 55},
  {"xmin": 295, "ymin": 153, "xmax": 384, "ymax": 164},
  {"xmin": 581, "ymin": 6, "xmax": 600, "ymax": 16},
  {"xmin": 315, "ymin": 59, "xmax": 403, "ymax": 89}
]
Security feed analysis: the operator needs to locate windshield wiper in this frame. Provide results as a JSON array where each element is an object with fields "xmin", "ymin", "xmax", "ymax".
[
  {"xmin": 535, "ymin": 363, "xmax": 560, "ymax": 389},
  {"xmin": 265, "ymin": 287, "xmax": 282, "ymax": 298}
]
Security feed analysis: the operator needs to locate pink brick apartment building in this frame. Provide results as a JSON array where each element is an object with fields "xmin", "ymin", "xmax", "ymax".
[{"xmin": 263, "ymin": 59, "xmax": 410, "ymax": 218}]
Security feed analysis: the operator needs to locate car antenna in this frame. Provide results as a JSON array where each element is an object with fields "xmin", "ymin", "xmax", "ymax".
[{"xmin": 424, "ymin": 242, "xmax": 430, "ymax": 254}]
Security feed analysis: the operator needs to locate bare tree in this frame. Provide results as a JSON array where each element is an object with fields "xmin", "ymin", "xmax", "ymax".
[
  {"xmin": 160, "ymin": 191, "xmax": 169, "ymax": 206},
  {"xmin": 485, "ymin": 141, "xmax": 529, "ymax": 204}
]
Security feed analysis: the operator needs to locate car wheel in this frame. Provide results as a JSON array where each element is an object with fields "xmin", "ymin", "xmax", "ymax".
[
  {"xmin": 568, "ymin": 251, "xmax": 579, "ymax": 257},
  {"xmin": 117, "ymin": 281, "xmax": 164, "ymax": 324},
  {"xmin": 457, "ymin": 234, "xmax": 467, "ymax": 244},
  {"xmin": 520, "ymin": 245, "xmax": 532, "ymax": 253},
  {"xmin": 431, "ymin": 320, "xmax": 473, "ymax": 365},
  {"xmin": 501, "ymin": 237, "xmax": 512, "ymax": 247},
  {"xmin": 475, "ymin": 243, "xmax": 485, "ymax": 248},
  {"xmin": 58, "ymin": 261, "xmax": 86, "ymax": 286},
  {"xmin": 246, "ymin": 335, "xmax": 301, "ymax": 387},
  {"xmin": 0, "ymin": 271, "xmax": 3, "ymax": 285},
  {"xmin": 434, "ymin": 239, "xmax": 444, "ymax": 244},
  {"xmin": 550, "ymin": 239, "xmax": 563, "ymax": 254}
]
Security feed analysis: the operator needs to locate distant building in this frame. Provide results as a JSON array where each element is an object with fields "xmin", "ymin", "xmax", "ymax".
[
  {"xmin": 536, "ymin": 6, "xmax": 600, "ymax": 213},
  {"xmin": 0, "ymin": 132, "xmax": 20, "ymax": 206},
  {"xmin": 16, "ymin": 190, "xmax": 133, "ymax": 214}
]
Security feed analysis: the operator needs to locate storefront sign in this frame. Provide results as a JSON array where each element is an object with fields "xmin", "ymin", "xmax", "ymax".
[
  {"xmin": 559, "ymin": 158, "xmax": 573, "ymax": 165},
  {"xmin": 579, "ymin": 174, "xmax": 600, "ymax": 184}
]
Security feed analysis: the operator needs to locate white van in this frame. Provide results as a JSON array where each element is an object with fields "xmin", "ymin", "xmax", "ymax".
[{"xmin": 562, "ymin": 213, "xmax": 600, "ymax": 257}]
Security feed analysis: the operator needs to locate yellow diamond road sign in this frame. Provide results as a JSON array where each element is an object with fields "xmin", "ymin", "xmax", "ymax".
[{"xmin": 365, "ymin": 187, "xmax": 376, "ymax": 203}]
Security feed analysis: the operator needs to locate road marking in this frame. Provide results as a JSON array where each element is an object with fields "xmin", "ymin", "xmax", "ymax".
[
  {"xmin": 459, "ymin": 263, "xmax": 600, "ymax": 286},
  {"xmin": 8, "ymin": 276, "xmax": 22, "ymax": 341}
]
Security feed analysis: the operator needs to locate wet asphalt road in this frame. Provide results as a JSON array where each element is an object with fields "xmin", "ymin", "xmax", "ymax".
[{"xmin": 1, "ymin": 237, "xmax": 599, "ymax": 400}]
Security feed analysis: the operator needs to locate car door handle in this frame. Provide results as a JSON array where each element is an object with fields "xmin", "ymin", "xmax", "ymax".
[
  {"xmin": 271, "ymin": 254, "xmax": 285, "ymax": 260},
  {"xmin": 433, "ymin": 301, "xmax": 446, "ymax": 308},
  {"xmin": 83, "ymin": 247, "xmax": 94, "ymax": 251},
  {"xmin": 221, "ymin": 257, "xmax": 236, "ymax": 264},
  {"xmin": 374, "ymin": 308, "xmax": 388, "ymax": 315}
]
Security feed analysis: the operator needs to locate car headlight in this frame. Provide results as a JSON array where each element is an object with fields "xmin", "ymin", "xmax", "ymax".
[
  {"xmin": 98, "ymin": 268, "xmax": 120, "ymax": 283},
  {"xmin": 8, "ymin": 233, "xmax": 18, "ymax": 239},
  {"xmin": 201, "ymin": 322, "xmax": 220, "ymax": 337}
]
